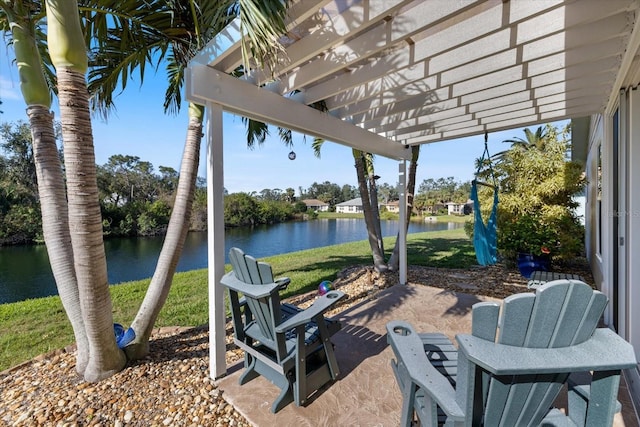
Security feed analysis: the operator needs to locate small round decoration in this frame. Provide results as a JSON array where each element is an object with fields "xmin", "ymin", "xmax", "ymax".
[
  {"xmin": 288, "ymin": 151, "xmax": 296, "ymax": 160},
  {"xmin": 318, "ymin": 280, "xmax": 333, "ymax": 296}
]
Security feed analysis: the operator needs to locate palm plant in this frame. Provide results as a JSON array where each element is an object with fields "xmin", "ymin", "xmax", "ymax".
[
  {"xmin": 1, "ymin": 0, "xmax": 291, "ymax": 381},
  {"xmin": 1, "ymin": 0, "xmax": 92, "ymax": 377},
  {"xmin": 312, "ymin": 139, "xmax": 420, "ymax": 272},
  {"xmin": 82, "ymin": 0, "xmax": 290, "ymax": 360},
  {"xmin": 503, "ymin": 126, "xmax": 549, "ymax": 151},
  {"xmin": 483, "ymin": 126, "xmax": 550, "ymax": 167},
  {"xmin": 47, "ymin": 0, "xmax": 128, "ymax": 381}
]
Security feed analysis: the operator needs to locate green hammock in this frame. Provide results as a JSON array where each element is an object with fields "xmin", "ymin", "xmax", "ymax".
[{"xmin": 471, "ymin": 134, "xmax": 498, "ymax": 266}]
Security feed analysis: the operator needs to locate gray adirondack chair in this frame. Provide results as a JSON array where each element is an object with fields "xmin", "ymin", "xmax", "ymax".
[
  {"xmin": 220, "ymin": 247, "xmax": 345, "ymax": 413},
  {"xmin": 387, "ymin": 279, "xmax": 637, "ymax": 426}
]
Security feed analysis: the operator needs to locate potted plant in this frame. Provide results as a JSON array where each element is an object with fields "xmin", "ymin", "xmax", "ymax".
[{"xmin": 498, "ymin": 214, "xmax": 556, "ymax": 278}]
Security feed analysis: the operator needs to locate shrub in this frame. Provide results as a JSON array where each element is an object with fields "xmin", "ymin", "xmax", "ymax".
[{"xmin": 479, "ymin": 124, "xmax": 586, "ymax": 264}]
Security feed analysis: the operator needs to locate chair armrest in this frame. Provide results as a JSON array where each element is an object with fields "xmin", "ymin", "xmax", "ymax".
[
  {"xmin": 220, "ymin": 271, "xmax": 281, "ymax": 298},
  {"xmin": 275, "ymin": 290, "xmax": 345, "ymax": 332},
  {"xmin": 456, "ymin": 328, "xmax": 637, "ymax": 375},
  {"xmin": 275, "ymin": 277, "xmax": 291, "ymax": 290},
  {"xmin": 386, "ymin": 320, "xmax": 465, "ymax": 420}
]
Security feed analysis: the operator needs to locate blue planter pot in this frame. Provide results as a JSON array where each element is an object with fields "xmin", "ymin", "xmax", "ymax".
[{"xmin": 517, "ymin": 252, "xmax": 551, "ymax": 279}]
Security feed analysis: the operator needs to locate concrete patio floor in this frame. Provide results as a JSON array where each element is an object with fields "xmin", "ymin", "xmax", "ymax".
[{"xmin": 216, "ymin": 284, "xmax": 639, "ymax": 426}]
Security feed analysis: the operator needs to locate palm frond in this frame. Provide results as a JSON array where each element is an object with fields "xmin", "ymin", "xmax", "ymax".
[
  {"xmin": 237, "ymin": 0, "xmax": 289, "ymax": 75},
  {"xmin": 242, "ymin": 117, "xmax": 269, "ymax": 148},
  {"xmin": 311, "ymin": 138, "xmax": 324, "ymax": 158},
  {"xmin": 82, "ymin": 0, "xmax": 237, "ymax": 118},
  {"xmin": 277, "ymin": 127, "xmax": 292, "ymax": 147},
  {"xmin": 164, "ymin": 52, "xmax": 184, "ymax": 115}
]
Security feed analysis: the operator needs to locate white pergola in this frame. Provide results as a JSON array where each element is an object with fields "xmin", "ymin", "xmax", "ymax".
[{"xmin": 185, "ymin": 0, "xmax": 640, "ymax": 378}]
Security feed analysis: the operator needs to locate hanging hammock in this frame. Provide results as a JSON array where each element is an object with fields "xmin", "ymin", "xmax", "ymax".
[{"xmin": 471, "ymin": 133, "xmax": 498, "ymax": 266}]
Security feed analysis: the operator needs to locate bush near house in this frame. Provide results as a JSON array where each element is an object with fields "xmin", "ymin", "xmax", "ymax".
[{"xmin": 476, "ymin": 124, "xmax": 586, "ymax": 264}]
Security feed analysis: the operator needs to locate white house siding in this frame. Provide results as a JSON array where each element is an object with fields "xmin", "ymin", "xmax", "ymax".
[
  {"xmin": 586, "ymin": 88, "xmax": 640, "ymax": 412},
  {"xmin": 336, "ymin": 198, "xmax": 364, "ymax": 213}
]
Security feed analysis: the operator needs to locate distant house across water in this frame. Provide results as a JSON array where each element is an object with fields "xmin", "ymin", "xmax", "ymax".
[
  {"xmin": 302, "ymin": 199, "xmax": 330, "ymax": 212},
  {"xmin": 445, "ymin": 200, "xmax": 474, "ymax": 215},
  {"xmin": 336, "ymin": 198, "xmax": 472, "ymax": 216},
  {"xmin": 380, "ymin": 200, "xmax": 400, "ymax": 213},
  {"xmin": 336, "ymin": 198, "xmax": 363, "ymax": 213}
]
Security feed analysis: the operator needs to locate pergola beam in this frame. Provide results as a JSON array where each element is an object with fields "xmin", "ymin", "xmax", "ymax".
[{"xmin": 186, "ymin": 64, "xmax": 411, "ymax": 160}]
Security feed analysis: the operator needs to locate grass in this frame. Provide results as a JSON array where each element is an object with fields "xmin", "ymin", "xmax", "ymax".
[{"xmin": 0, "ymin": 228, "xmax": 474, "ymax": 372}]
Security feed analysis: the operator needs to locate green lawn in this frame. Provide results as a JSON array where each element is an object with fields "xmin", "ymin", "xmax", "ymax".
[{"xmin": 0, "ymin": 228, "xmax": 475, "ymax": 372}]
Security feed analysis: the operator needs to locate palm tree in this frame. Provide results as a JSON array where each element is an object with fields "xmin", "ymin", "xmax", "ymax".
[
  {"xmin": 82, "ymin": 0, "xmax": 290, "ymax": 360},
  {"xmin": 353, "ymin": 148, "xmax": 387, "ymax": 270},
  {"xmin": 0, "ymin": 0, "xmax": 91, "ymax": 376},
  {"xmin": 46, "ymin": 0, "xmax": 127, "ymax": 381},
  {"xmin": 480, "ymin": 126, "xmax": 550, "ymax": 169},
  {"xmin": 503, "ymin": 126, "xmax": 549, "ymax": 151},
  {"xmin": 312, "ymin": 139, "xmax": 420, "ymax": 272},
  {"xmin": 388, "ymin": 145, "xmax": 420, "ymax": 270},
  {"xmin": 2, "ymin": 0, "xmax": 291, "ymax": 381}
]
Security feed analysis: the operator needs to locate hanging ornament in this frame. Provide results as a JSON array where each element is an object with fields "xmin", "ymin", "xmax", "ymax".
[{"xmin": 288, "ymin": 151, "xmax": 296, "ymax": 160}]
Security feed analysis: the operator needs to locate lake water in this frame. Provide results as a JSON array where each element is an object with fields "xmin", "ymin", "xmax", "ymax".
[{"xmin": 0, "ymin": 218, "xmax": 463, "ymax": 304}]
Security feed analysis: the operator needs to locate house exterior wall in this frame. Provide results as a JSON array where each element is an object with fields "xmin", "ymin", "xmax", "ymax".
[
  {"xmin": 446, "ymin": 203, "xmax": 464, "ymax": 215},
  {"xmin": 586, "ymin": 88, "xmax": 640, "ymax": 413},
  {"xmin": 303, "ymin": 199, "xmax": 330, "ymax": 212},
  {"xmin": 336, "ymin": 198, "xmax": 364, "ymax": 213},
  {"xmin": 382, "ymin": 203, "xmax": 400, "ymax": 213},
  {"xmin": 336, "ymin": 204, "xmax": 363, "ymax": 213}
]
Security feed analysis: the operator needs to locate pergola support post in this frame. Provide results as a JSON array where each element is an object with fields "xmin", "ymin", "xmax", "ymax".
[
  {"xmin": 399, "ymin": 160, "xmax": 407, "ymax": 285},
  {"xmin": 207, "ymin": 102, "xmax": 227, "ymax": 379}
]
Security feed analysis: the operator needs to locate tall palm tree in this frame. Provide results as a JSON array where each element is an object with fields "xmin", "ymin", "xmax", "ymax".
[
  {"xmin": 2, "ymin": 0, "xmax": 291, "ymax": 381},
  {"xmin": 388, "ymin": 145, "xmax": 420, "ymax": 270},
  {"xmin": 45, "ymin": 0, "xmax": 127, "ymax": 381},
  {"xmin": 353, "ymin": 148, "xmax": 387, "ymax": 271},
  {"xmin": 0, "ymin": 0, "xmax": 91, "ymax": 376},
  {"xmin": 478, "ymin": 126, "xmax": 549, "ymax": 171},
  {"xmin": 312, "ymin": 138, "xmax": 420, "ymax": 272},
  {"xmin": 82, "ymin": 0, "xmax": 290, "ymax": 359},
  {"xmin": 503, "ymin": 126, "xmax": 549, "ymax": 151}
]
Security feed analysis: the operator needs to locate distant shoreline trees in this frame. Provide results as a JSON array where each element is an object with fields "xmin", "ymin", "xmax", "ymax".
[
  {"xmin": 2, "ymin": 120, "xmax": 472, "ymax": 247},
  {"xmin": 0, "ymin": 121, "xmax": 302, "ymax": 245}
]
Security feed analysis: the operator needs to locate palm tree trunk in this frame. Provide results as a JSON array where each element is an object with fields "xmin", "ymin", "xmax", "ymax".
[
  {"xmin": 46, "ymin": 0, "xmax": 125, "ymax": 381},
  {"xmin": 56, "ymin": 67, "xmax": 126, "ymax": 381},
  {"xmin": 366, "ymin": 161, "xmax": 384, "ymax": 255},
  {"xmin": 126, "ymin": 104, "xmax": 203, "ymax": 360},
  {"xmin": 353, "ymin": 149, "xmax": 387, "ymax": 271},
  {"xmin": 389, "ymin": 146, "xmax": 419, "ymax": 269},
  {"xmin": 28, "ymin": 106, "xmax": 89, "ymax": 374},
  {"xmin": 6, "ymin": 2, "xmax": 90, "ymax": 374}
]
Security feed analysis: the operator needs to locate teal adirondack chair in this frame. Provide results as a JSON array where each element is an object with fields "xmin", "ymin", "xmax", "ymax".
[
  {"xmin": 221, "ymin": 247, "xmax": 345, "ymax": 413},
  {"xmin": 387, "ymin": 280, "xmax": 637, "ymax": 426}
]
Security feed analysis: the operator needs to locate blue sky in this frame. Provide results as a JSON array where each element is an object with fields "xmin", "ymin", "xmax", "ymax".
[{"xmin": 1, "ymin": 51, "xmax": 567, "ymax": 196}]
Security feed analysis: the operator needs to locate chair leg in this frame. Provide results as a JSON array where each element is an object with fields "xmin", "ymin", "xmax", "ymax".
[
  {"xmin": 295, "ymin": 327, "xmax": 308, "ymax": 406},
  {"xmin": 271, "ymin": 372, "xmax": 295, "ymax": 413},
  {"xmin": 317, "ymin": 319, "xmax": 340, "ymax": 379},
  {"xmin": 400, "ymin": 381, "xmax": 418, "ymax": 427},
  {"xmin": 239, "ymin": 354, "xmax": 260, "ymax": 385}
]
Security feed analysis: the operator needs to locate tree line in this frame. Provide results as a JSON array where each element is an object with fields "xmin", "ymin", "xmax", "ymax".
[{"xmin": 1, "ymin": 120, "xmax": 474, "ymax": 245}]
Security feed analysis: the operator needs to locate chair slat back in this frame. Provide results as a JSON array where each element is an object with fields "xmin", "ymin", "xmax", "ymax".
[
  {"xmin": 229, "ymin": 247, "xmax": 275, "ymax": 283},
  {"xmin": 477, "ymin": 280, "xmax": 607, "ymax": 426},
  {"xmin": 228, "ymin": 247, "xmax": 281, "ymax": 342}
]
